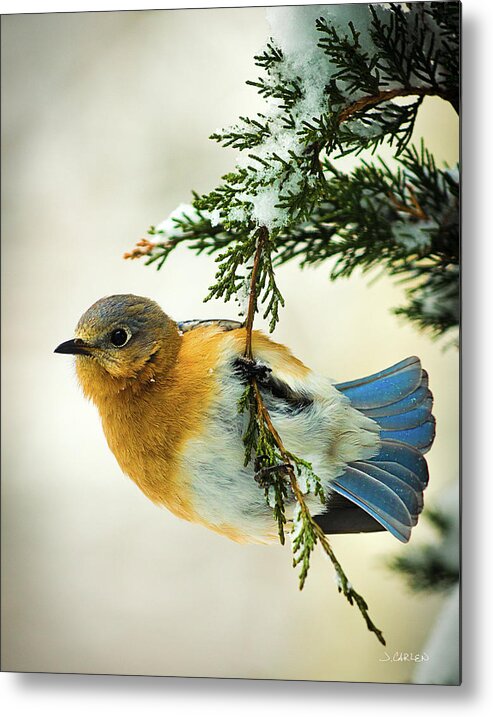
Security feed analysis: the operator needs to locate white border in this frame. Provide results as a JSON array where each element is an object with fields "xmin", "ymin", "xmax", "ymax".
[{"xmin": 2, "ymin": 0, "xmax": 491, "ymax": 713}]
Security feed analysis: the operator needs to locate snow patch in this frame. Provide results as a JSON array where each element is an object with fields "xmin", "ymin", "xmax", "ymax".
[
  {"xmin": 155, "ymin": 203, "xmax": 202, "ymax": 237},
  {"xmin": 392, "ymin": 219, "xmax": 437, "ymax": 252},
  {"xmin": 267, "ymin": 485, "xmax": 277, "ymax": 510}
]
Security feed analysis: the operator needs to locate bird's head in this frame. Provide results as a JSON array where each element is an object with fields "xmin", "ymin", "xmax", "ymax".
[{"xmin": 55, "ymin": 295, "xmax": 180, "ymax": 394}]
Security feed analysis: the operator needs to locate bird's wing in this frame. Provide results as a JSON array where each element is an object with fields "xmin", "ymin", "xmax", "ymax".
[{"xmin": 177, "ymin": 319, "xmax": 243, "ymax": 334}]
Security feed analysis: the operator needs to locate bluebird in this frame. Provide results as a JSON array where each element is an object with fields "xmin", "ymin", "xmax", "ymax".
[{"xmin": 55, "ymin": 294, "xmax": 435, "ymax": 544}]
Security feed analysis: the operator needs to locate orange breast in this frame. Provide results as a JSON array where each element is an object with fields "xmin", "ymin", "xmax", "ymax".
[
  {"xmin": 91, "ymin": 323, "xmax": 311, "ymax": 539},
  {"xmin": 98, "ymin": 327, "xmax": 225, "ymax": 521}
]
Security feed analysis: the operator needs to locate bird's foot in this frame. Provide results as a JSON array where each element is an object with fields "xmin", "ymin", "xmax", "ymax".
[
  {"xmin": 234, "ymin": 356, "xmax": 272, "ymax": 385},
  {"xmin": 254, "ymin": 462, "xmax": 292, "ymax": 488}
]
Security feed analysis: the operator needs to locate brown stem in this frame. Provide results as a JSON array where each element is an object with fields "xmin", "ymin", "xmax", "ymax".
[
  {"xmin": 388, "ymin": 184, "xmax": 429, "ymax": 221},
  {"xmin": 244, "ymin": 226, "xmax": 269, "ymax": 360},
  {"xmin": 242, "ymin": 227, "xmax": 298, "ymax": 476},
  {"xmin": 407, "ymin": 185, "xmax": 428, "ymax": 220},
  {"xmin": 337, "ymin": 86, "xmax": 454, "ymax": 125}
]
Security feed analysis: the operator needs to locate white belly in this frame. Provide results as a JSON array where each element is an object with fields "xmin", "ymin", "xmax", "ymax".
[{"xmin": 179, "ymin": 367, "xmax": 380, "ymax": 542}]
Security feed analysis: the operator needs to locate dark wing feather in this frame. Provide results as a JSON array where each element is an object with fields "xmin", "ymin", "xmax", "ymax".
[
  {"xmin": 233, "ymin": 357, "xmax": 313, "ymax": 412},
  {"xmin": 314, "ymin": 494, "xmax": 385, "ymax": 534}
]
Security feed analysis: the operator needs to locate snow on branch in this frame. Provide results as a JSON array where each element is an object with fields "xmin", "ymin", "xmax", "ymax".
[{"xmin": 127, "ymin": 2, "xmax": 459, "ymax": 339}]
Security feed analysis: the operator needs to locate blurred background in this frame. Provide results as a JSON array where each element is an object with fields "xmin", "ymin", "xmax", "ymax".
[{"xmin": 1, "ymin": 7, "xmax": 458, "ymax": 682}]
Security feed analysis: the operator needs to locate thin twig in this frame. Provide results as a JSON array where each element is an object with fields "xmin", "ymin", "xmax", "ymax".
[
  {"xmin": 242, "ymin": 227, "xmax": 386, "ymax": 646},
  {"xmin": 388, "ymin": 184, "xmax": 429, "ymax": 220},
  {"xmin": 337, "ymin": 86, "xmax": 455, "ymax": 125},
  {"xmin": 407, "ymin": 186, "xmax": 429, "ymax": 220},
  {"xmin": 244, "ymin": 226, "xmax": 268, "ymax": 360}
]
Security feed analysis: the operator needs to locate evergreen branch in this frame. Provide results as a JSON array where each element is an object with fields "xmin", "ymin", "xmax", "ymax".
[
  {"xmin": 316, "ymin": 17, "xmax": 381, "ymax": 96},
  {"xmin": 388, "ymin": 504, "xmax": 459, "ymax": 592},
  {"xmin": 130, "ymin": 141, "xmax": 458, "ymax": 339},
  {"xmin": 337, "ymin": 85, "xmax": 454, "ymax": 126},
  {"xmin": 387, "ymin": 183, "xmax": 429, "ymax": 220},
  {"xmin": 254, "ymin": 41, "xmax": 284, "ymax": 69},
  {"xmin": 369, "ymin": 4, "xmax": 414, "ymax": 88},
  {"xmin": 251, "ymin": 374, "xmax": 386, "ymax": 645},
  {"xmin": 240, "ymin": 226, "xmax": 386, "ymax": 645},
  {"xmin": 390, "ymin": 547, "xmax": 458, "ymax": 592}
]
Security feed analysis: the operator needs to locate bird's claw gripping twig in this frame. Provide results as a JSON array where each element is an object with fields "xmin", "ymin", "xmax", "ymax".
[
  {"xmin": 234, "ymin": 356, "xmax": 272, "ymax": 385},
  {"xmin": 254, "ymin": 462, "xmax": 292, "ymax": 488}
]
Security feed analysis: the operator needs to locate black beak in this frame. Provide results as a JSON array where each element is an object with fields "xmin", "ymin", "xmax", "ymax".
[{"xmin": 54, "ymin": 338, "xmax": 93, "ymax": 356}]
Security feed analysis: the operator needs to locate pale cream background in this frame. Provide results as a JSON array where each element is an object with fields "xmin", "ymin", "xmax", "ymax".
[{"xmin": 1, "ymin": 7, "xmax": 458, "ymax": 681}]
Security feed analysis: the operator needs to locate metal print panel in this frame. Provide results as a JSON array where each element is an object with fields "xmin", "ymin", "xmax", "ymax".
[{"xmin": 1, "ymin": 2, "xmax": 460, "ymax": 684}]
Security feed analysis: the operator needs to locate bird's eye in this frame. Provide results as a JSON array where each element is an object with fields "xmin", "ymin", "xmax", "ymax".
[{"xmin": 110, "ymin": 328, "xmax": 130, "ymax": 347}]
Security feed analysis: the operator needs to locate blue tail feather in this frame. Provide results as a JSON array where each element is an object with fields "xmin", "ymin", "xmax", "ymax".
[
  {"xmin": 331, "ymin": 466, "xmax": 413, "ymax": 542},
  {"xmin": 351, "ymin": 461, "xmax": 420, "ymax": 521},
  {"xmin": 364, "ymin": 386, "xmax": 432, "ymax": 418},
  {"xmin": 371, "ymin": 461, "xmax": 425, "ymax": 498},
  {"xmin": 374, "ymin": 404, "xmax": 431, "ymax": 431},
  {"xmin": 335, "ymin": 356, "xmax": 420, "ymax": 392},
  {"xmin": 380, "ymin": 419, "xmax": 436, "ymax": 452},
  {"xmin": 335, "ymin": 356, "xmax": 422, "ymax": 410},
  {"xmin": 331, "ymin": 357, "xmax": 435, "ymax": 541},
  {"xmin": 373, "ymin": 440, "xmax": 429, "ymax": 487}
]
